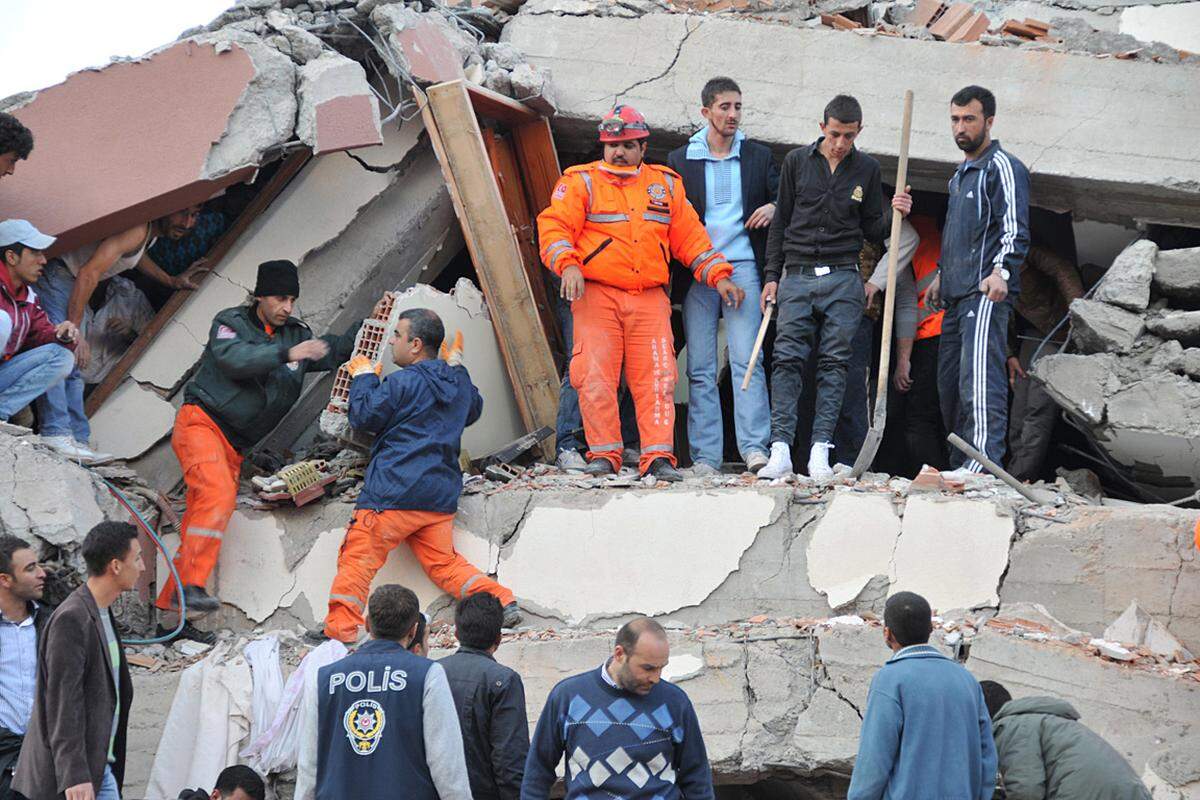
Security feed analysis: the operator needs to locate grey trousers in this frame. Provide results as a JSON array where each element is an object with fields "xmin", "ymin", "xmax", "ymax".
[
  {"xmin": 769, "ymin": 266, "xmax": 864, "ymax": 445},
  {"xmin": 1008, "ymin": 336, "xmax": 1058, "ymax": 481}
]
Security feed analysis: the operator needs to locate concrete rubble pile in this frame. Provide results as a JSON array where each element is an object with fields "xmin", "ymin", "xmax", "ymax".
[{"xmin": 1035, "ymin": 241, "xmax": 1200, "ymax": 500}]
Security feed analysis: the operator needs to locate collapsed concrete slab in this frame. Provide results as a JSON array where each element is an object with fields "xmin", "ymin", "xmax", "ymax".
[
  {"xmin": 503, "ymin": 11, "xmax": 1200, "ymax": 226},
  {"xmin": 0, "ymin": 31, "xmax": 380, "ymax": 254}
]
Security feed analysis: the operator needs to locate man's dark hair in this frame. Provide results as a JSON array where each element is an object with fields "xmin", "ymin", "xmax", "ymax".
[
  {"xmin": 0, "ymin": 113, "xmax": 33, "ymax": 160},
  {"xmin": 81, "ymin": 522, "xmax": 138, "ymax": 577},
  {"xmin": 367, "ymin": 584, "xmax": 420, "ymax": 642},
  {"xmin": 979, "ymin": 680, "xmax": 1012, "ymax": 721},
  {"xmin": 951, "ymin": 85, "xmax": 996, "ymax": 118},
  {"xmin": 455, "ymin": 592, "xmax": 504, "ymax": 650},
  {"xmin": 214, "ymin": 764, "xmax": 265, "ymax": 800},
  {"xmin": 0, "ymin": 535, "xmax": 33, "ymax": 576},
  {"xmin": 883, "ymin": 591, "xmax": 933, "ymax": 647},
  {"xmin": 615, "ymin": 617, "xmax": 667, "ymax": 654},
  {"xmin": 701, "ymin": 77, "xmax": 741, "ymax": 108},
  {"xmin": 398, "ymin": 307, "xmax": 445, "ymax": 356},
  {"xmin": 0, "ymin": 243, "xmax": 28, "ymax": 265},
  {"xmin": 823, "ymin": 94, "xmax": 863, "ymax": 126},
  {"xmin": 409, "ymin": 612, "xmax": 428, "ymax": 654}
]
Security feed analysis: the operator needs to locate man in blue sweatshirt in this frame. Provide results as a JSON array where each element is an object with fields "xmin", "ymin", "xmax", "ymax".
[
  {"xmin": 521, "ymin": 617, "xmax": 713, "ymax": 800},
  {"xmin": 315, "ymin": 307, "xmax": 520, "ymax": 644},
  {"xmin": 848, "ymin": 591, "xmax": 997, "ymax": 800},
  {"xmin": 926, "ymin": 85, "xmax": 1030, "ymax": 473}
]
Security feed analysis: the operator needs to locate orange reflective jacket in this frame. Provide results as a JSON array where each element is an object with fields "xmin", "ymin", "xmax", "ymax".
[
  {"xmin": 911, "ymin": 214, "xmax": 945, "ymax": 340},
  {"xmin": 538, "ymin": 160, "xmax": 732, "ymax": 291}
]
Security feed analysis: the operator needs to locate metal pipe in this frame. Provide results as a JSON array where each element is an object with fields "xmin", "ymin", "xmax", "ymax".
[{"xmin": 946, "ymin": 433, "xmax": 1058, "ymax": 505}]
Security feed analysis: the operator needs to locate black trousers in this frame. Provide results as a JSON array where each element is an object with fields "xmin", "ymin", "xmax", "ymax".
[{"xmin": 891, "ymin": 336, "xmax": 948, "ymax": 474}]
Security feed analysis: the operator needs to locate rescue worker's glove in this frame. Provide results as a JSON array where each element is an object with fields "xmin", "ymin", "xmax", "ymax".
[
  {"xmin": 347, "ymin": 355, "xmax": 381, "ymax": 378},
  {"xmin": 440, "ymin": 330, "xmax": 465, "ymax": 366}
]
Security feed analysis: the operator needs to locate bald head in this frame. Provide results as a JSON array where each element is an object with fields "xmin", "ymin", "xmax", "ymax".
[{"xmin": 611, "ymin": 617, "xmax": 669, "ymax": 695}]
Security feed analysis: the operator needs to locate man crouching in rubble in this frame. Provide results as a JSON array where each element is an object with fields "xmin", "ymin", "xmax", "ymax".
[
  {"xmin": 313, "ymin": 307, "xmax": 521, "ymax": 644},
  {"xmin": 155, "ymin": 260, "xmax": 362, "ymax": 642}
]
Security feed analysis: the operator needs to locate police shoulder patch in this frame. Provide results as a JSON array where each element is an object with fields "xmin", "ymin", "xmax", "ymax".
[
  {"xmin": 216, "ymin": 324, "xmax": 237, "ymax": 340},
  {"xmin": 344, "ymin": 699, "xmax": 386, "ymax": 756}
]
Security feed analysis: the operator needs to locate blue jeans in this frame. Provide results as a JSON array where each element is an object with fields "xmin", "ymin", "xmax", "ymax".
[
  {"xmin": 0, "ymin": 344, "xmax": 75, "ymax": 421},
  {"xmin": 33, "ymin": 260, "xmax": 90, "ymax": 442},
  {"xmin": 553, "ymin": 287, "xmax": 638, "ymax": 453},
  {"xmin": 97, "ymin": 765, "xmax": 120, "ymax": 800},
  {"xmin": 683, "ymin": 260, "xmax": 769, "ymax": 466}
]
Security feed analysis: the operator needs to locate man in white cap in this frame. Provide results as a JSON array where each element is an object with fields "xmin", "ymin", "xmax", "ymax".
[{"xmin": 0, "ymin": 220, "xmax": 78, "ymax": 430}]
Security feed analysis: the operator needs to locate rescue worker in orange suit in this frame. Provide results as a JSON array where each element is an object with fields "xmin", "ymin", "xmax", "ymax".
[
  {"xmin": 537, "ymin": 105, "xmax": 745, "ymax": 482},
  {"xmin": 155, "ymin": 260, "xmax": 361, "ymax": 642},
  {"xmin": 314, "ymin": 307, "xmax": 521, "ymax": 644}
]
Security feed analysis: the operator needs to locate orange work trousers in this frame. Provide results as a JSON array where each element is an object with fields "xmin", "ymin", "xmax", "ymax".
[
  {"xmin": 155, "ymin": 404, "xmax": 243, "ymax": 611},
  {"xmin": 323, "ymin": 509, "xmax": 515, "ymax": 643},
  {"xmin": 570, "ymin": 281, "xmax": 677, "ymax": 473}
]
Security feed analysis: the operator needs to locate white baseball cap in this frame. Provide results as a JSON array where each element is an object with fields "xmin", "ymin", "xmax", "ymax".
[{"xmin": 0, "ymin": 219, "xmax": 56, "ymax": 250}]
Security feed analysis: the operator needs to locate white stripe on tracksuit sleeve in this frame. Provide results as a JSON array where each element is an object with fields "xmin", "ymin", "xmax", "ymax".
[{"xmin": 423, "ymin": 662, "xmax": 474, "ymax": 800}]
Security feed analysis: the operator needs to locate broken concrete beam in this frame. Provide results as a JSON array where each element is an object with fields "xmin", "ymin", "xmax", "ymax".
[
  {"xmin": 0, "ymin": 430, "xmax": 123, "ymax": 548},
  {"xmin": 482, "ymin": 41, "xmax": 526, "ymax": 70},
  {"xmin": 1152, "ymin": 246, "xmax": 1200, "ymax": 307},
  {"xmin": 1032, "ymin": 353, "xmax": 1119, "ymax": 425},
  {"xmin": 1145, "ymin": 310, "xmax": 1200, "ymax": 347},
  {"xmin": 509, "ymin": 62, "xmax": 558, "ymax": 115},
  {"xmin": 1069, "ymin": 298, "xmax": 1145, "ymax": 353},
  {"xmin": 371, "ymin": 4, "xmax": 474, "ymax": 84},
  {"xmin": 503, "ymin": 11, "xmax": 1200, "ymax": 227},
  {"xmin": 296, "ymin": 52, "xmax": 382, "ymax": 155},
  {"xmin": 1093, "ymin": 239, "xmax": 1157, "ymax": 312},
  {"xmin": 89, "ymin": 380, "xmax": 177, "ymax": 461}
]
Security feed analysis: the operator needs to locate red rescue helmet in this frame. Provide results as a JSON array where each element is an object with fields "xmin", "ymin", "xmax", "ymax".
[{"xmin": 598, "ymin": 105, "xmax": 650, "ymax": 142}]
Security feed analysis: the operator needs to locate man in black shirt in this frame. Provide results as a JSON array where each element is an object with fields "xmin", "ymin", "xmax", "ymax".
[{"xmin": 758, "ymin": 95, "xmax": 911, "ymax": 480}]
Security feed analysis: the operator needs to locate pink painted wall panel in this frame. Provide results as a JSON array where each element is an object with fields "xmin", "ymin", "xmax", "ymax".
[
  {"xmin": 313, "ymin": 94, "xmax": 383, "ymax": 155},
  {"xmin": 0, "ymin": 41, "xmax": 256, "ymax": 252}
]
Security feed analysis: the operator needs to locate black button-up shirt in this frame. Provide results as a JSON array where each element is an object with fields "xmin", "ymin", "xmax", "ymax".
[{"xmin": 764, "ymin": 138, "xmax": 890, "ymax": 283}]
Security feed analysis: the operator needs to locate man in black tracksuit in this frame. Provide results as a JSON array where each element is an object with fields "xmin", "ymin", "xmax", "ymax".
[
  {"xmin": 927, "ymin": 85, "xmax": 1030, "ymax": 473},
  {"xmin": 759, "ymin": 94, "xmax": 910, "ymax": 480}
]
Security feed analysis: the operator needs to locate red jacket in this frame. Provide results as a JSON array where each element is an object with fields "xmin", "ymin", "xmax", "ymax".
[{"xmin": 0, "ymin": 266, "xmax": 68, "ymax": 359}]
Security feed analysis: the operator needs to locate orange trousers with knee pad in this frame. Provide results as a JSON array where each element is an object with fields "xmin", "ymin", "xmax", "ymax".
[
  {"xmin": 570, "ymin": 281, "xmax": 677, "ymax": 473},
  {"xmin": 323, "ymin": 509, "xmax": 515, "ymax": 643},
  {"xmin": 155, "ymin": 404, "xmax": 243, "ymax": 611}
]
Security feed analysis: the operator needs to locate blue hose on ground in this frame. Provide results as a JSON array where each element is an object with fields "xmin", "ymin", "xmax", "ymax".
[{"xmin": 100, "ymin": 477, "xmax": 187, "ymax": 645}]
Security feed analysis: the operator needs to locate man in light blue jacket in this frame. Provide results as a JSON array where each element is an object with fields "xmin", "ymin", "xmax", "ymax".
[{"xmin": 848, "ymin": 591, "xmax": 997, "ymax": 799}]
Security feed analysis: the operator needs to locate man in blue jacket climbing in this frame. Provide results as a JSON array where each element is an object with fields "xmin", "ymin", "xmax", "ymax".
[
  {"xmin": 848, "ymin": 591, "xmax": 997, "ymax": 799},
  {"xmin": 316, "ymin": 307, "xmax": 520, "ymax": 643}
]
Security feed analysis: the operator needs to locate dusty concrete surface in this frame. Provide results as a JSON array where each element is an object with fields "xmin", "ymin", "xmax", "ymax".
[{"xmin": 503, "ymin": 11, "xmax": 1200, "ymax": 227}]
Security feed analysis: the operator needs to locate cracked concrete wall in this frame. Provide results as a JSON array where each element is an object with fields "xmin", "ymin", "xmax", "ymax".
[
  {"xmin": 0, "ymin": 429, "xmax": 122, "ymax": 548},
  {"xmin": 502, "ymin": 11, "xmax": 1200, "ymax": 227},
  {"xmin": 208, "ymin": 486, "xmax": 1200, "ymax": 654}
]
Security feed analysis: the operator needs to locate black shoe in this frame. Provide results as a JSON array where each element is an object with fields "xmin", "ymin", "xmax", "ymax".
[
  {"xmin": 156, "ymin": 621, "xmax": 217, "ymax": 646},
  {"xmin": 583, "ymin": 458, "xmax": 615, "ymax": 477},
  {"xmin": 645, "ymin": 458, "xmax": 683, "ymax": 483},
  {"xmin": 182, "ymin": 585, "xmax": 221, "ymax": 613},
  {"xmin": 503, "ymin": 602, "xmax": 523, "ymax": 628},
  {"xmin": 304, "ymin": 626, "xmax": 332, "ymax": 645}
]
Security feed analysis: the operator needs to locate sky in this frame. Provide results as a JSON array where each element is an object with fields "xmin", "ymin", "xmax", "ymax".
[{"xmin": 0, "ymin": 0, "xmax": 232, "ymax": 100}]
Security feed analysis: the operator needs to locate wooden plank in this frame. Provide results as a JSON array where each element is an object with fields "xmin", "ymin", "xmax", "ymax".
[
  {"xmin": 481, "ymin": 128, "xmax": 563, "ymax": 362},
  {"xmin": 511, "ymin": 117, "xmax": 563, "ymax": 216},
  {"xmin": 465, "ymin": 82, "xmax": 539, "ymax": 127},
  {"xmin": 422, "ymin": 80, "xmax": 559, "ymax": 457},
  {"xmin": 85, "ymin": 148, "xmax": 312, "ymax": 416}
]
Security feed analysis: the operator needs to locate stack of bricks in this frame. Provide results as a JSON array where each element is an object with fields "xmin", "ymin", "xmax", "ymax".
[
  {"xmin": 909, "ymin": 0, "xmax": 991, "ymax": 42},
  {"xmin": 999, "ymin": 18, "xmax": 1057, "ymax": 42}
]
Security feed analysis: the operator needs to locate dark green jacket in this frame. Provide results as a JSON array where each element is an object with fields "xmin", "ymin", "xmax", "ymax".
[
  {"xmin": 992, "ymin": 697, "xmax": 1151, "ymax": 800},
  {"xmin": 184, "ymin": 304, "xmax": 359, "ymax": 451}
]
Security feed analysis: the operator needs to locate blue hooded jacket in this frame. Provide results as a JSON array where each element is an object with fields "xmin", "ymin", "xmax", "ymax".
[
  {"xmin": 848, "ymin": 644, "xmax": 998, "ymax": 800},
  {"xmin": 349, "ymin": 359, "xmax": 482, "ymax": 513}
]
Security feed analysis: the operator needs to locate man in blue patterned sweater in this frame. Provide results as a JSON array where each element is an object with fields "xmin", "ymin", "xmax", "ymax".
[{"xmin": 521, "ymin": 618, "xmax": 713, "ymax": 800}]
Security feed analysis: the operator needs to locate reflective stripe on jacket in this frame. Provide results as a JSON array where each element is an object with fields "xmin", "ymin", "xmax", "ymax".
[{"xmin": 537, "ymin": 160, "xmax": 732, "ymax": 291}]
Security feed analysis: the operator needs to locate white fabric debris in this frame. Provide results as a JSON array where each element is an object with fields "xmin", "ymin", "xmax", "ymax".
[{"xmin": 244, "ymin": 636, "xmax": 284, "ymax": 751}]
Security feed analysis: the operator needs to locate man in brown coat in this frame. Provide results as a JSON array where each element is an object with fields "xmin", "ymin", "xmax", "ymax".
[{"xmin": 13, "ymin": 522, "xmax": 140, "ymax": 800}]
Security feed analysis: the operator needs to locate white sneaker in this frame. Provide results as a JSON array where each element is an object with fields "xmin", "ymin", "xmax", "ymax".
[
  {"xmin": 688, "ymin": 462, "xmax": 721, "ymax": 478},
  {"xmin": 808, "ymin": 442, "xmax": 834, "ymax": 480},
  {"xmin": 757, "ymin": 442, "xmax": 793, "ymax": 480},
  {"xmin": 555, "ymin": 449, "xmax": 588, "ymax": 472},
  {"xmin": 42, "ymin": 435, "xmax": 112, "ymax": 464},
  {"xmin": 745, "ymin": 451, "xmax": 769, "ymax": 474}
]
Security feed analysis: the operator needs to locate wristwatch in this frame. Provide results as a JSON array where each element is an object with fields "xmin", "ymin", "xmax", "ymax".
[{"xmin": 996, "ymin": 267, "xmax": 1010, "ymax": 281}]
